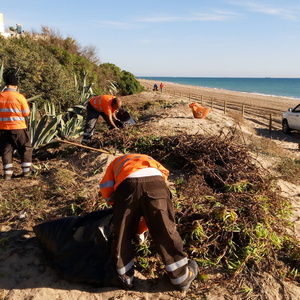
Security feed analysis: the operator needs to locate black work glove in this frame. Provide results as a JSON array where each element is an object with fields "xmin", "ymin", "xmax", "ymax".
[{"xmin": 114, "ymin": 119, "xmax": 124, "ymax": 128}]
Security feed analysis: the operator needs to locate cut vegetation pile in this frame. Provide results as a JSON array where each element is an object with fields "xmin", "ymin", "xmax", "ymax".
[{"xmin": 92, "ymin": 125, "xmax": 300, "ymax": 294}]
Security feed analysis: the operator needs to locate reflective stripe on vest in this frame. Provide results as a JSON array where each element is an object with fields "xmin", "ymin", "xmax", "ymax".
[
  {"xmin": 0, "ymin": 108, "xmax": 30, "ymax": 114},
  {"xmin": 0, "ymin": 116, "xmax": 25, "ymax": 122}
]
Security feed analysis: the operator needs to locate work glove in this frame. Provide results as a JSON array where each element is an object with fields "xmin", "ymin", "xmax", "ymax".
[{"xmin": 115, "ymin": 119, "xmax": 124, "ymax": 128}]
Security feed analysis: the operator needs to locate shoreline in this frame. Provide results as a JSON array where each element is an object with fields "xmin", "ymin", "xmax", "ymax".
[
  {"xmin": 137, "ymin": 77, "xmax": 300, "ymax": 100},
  {"xmin": 138, "ymin": 78, "xmax": 300, "ymax": 112}
]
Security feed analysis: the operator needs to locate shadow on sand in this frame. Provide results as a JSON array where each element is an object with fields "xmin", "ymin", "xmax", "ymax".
[{"xmin": 0, "ymin": 229, "xmax": 175, "ymax": 293}]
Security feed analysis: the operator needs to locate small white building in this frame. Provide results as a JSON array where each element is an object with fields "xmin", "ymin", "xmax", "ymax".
[
  {"xmin": 0, "ymin": 13, "xmax": 5, "ymax": 34},
  {"xmin": 0, "ymin": 13, "xmax": 20, "ymax": 37}
]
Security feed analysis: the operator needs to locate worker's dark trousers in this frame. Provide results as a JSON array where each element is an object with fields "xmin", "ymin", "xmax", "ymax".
[
  {"xmin": 111, "ymin": 176, "xmax": 189, "ymax": 286},
  {"xmin": 0, "ymin": 129, "xmax": 33, "ymax": 177},
  {"xmin": 82, "ymin": 103, "xmax": 109, "ymax": 143}
]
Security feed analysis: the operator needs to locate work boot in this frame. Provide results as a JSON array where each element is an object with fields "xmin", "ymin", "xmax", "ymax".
[
  {"xmin": 22, "ymin": 171, "xmax": 32, "ymax": 178},
  {"xmin": 175, "ymin": 260, "xmax": 198, "ymax": 292},
  {"xmin": 4, "ymin": 174, "xmax": 12, "ymax": 180},
  {"xmin": 117, "ymin": 274, "xmax": 133, "ymax": 289}
]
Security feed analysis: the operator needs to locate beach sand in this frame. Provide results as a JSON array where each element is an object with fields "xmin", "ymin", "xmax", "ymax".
[{"xmin": 138, "ymin": 78, "xmax": 299, "ymax": 112}]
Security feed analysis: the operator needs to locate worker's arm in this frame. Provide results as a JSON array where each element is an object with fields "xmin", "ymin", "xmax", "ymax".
[
  {"xmin": 112, "ymin": 111, "xmax": 118, "ymax": 121},
  {"xmin": 111, "ymin": 111, "xmax": 124, "ymax": 128},
  {"xmin": 99, "ymin": 163, "xmax": 115, "ymax": 205},
  {"xmin": 107, "ymin": 113, "xmax": 118, "ymax": 129}
]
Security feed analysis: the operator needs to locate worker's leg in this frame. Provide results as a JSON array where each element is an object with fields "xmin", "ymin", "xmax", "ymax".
[
  {"xmin": 82, "ymin": 103, "xmax": 99, "ymax": 143},
  {"xmin": 111, "ymin": 179, "xmax": 142, "ymax": 288},
  {"xmin": 99, "ymin": 112, "xmax": 112, "ymax": 129},
  {"xmin": 140, "ymin": 176, "xmax": 191, "ymax": 286},
  {"xmin": 0, "ymin": 131, "xmax": 14, "ymax": 179},
  {"xmin": 12, "ymin": 129, "xmax": 33, "ymax": 177}
]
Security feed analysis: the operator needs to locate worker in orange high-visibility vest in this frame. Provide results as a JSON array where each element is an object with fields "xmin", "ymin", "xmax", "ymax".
[
  {"xmin": 81, "ymin": 95, "xmax": 123, "ymax": 144},
  {"xmin": 0, "ymin": 72, "xmax": 32, "ymax": 179},
  {"xmin": 100, "ymin": 153, "xmax": 198, "ymax": 291}
]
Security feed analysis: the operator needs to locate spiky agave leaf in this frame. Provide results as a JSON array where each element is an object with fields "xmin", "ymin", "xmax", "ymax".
[
  {"xmin": 32, "ymin": 115, "xmax": 59, "ymax": 148},
  {"xmin": 79, "ymin": 83, "xmax": 94, "ymax": 106},
  {"xmin": 31, "ymin": 115, "xmax": 49, "ymax": 146},
  {"xmin": 104, "ymin": 80, "xmax": 119, "ymax": 95},
  {"xmin": 67, "ymin": 105, "xmax": 85, "ymax": 116},
  {"xmin": 27, "ymin": 94, "xmax": 43, "ymax": 103},
  {"xmin": 0, "ymin": 61, "xmax": 3, "ymax": 84},
  {"xmin": 44, "ymin": 101, "xmax": 57, "ymax": 115},
  {"xmin": 29, "ymin": 100, "xmax": 61, "ymax": 150},
  {"xmin": 29, "ymin": 102, "xmax": 37, "ymax": 141},
  {"xmin": 58, "ymin": 114, "xmax": 84, "ymax": 138}
]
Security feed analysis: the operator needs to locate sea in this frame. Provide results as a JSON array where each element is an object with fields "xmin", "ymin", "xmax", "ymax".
[{"xmin": 138, "ymin": 77, "xmax": 300, "ymax": 101}]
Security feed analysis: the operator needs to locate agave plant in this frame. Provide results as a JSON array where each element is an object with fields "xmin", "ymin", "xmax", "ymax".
[
  {"xmin": 104, "ymin": 80, "xmax": 119, "ymax": 95},
  {"xmin": 58, "ymin": 113, "xmax": 84, "ymax": 139},
  {"xmin": 74, "ymin": 70, "xmax": 95, "ymax": 106},
  {"xmin": 0, "ymin": 61, "xmax": 4, "ymax": 90},
  {"xmin": 29, "ymin": 101, "xmax": 61, "ymax": 151}
]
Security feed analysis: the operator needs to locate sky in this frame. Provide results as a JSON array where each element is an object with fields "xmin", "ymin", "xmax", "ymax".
[{"xmin": 1, "ymin": 0, "xmax": 300, "ymax": 78}]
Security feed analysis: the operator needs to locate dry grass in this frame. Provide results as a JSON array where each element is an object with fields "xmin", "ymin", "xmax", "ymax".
[{"xmin": 276, "ymin": 157, "xmax": 300, "ymax": 185}]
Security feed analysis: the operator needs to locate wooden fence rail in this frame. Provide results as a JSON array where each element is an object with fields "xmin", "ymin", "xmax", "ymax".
[
  {"xmin": 141, "ymin": 82, "xmax": 284, "ymax": 134},
  {"xmin": 162, "ymin": 88, "xmax": 283, "ymax": 134}
]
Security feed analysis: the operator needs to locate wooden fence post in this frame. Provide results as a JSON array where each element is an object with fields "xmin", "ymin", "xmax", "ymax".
[{"xmin": 211, "ymin": 97, "xmax": 213, "ymax": 109}]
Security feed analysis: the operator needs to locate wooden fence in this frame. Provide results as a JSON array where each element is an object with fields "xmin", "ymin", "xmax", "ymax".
[{"xmin": 149, "ymin": 86, "xmax": 284, "ymax": 134}]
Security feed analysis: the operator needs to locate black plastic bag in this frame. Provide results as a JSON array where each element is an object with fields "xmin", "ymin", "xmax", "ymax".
[
  {"xmin": 33, "ymin": 209, "xmax": 119, "ymax": 287},
  {"xmin": 116, "ymin": 109, "xmax": 136, "ymax": 125}
]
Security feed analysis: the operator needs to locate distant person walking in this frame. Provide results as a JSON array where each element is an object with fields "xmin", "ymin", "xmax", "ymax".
[
  {"xmin": 81, "ymin": 95, "xmax": 123, "ymax": 144},
  {"xmin": 159, "ymin": 82, "xmax": 164, "ymax": 93},
  {"xmin": 0, "ymin": 72, "xmax": 32, "ymax": 179},
  {"xmin": 153, "ymin": 83, "xmax": 158, "ymax": 91}
]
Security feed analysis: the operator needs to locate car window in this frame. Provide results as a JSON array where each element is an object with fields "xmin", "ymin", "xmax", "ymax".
[{"xmin": 293, "ymin": 104, "xmax": 300, "ymax": 112}]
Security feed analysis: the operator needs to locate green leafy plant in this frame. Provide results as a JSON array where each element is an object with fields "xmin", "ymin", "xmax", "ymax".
[
  {"xmin": 74, "ymin": 70, "xmax": 94, "ymax": 106},
  {"xmin": 29, "ymin": 101, "xmax": 60, "ymax": 151},
  {"xmin": 103, "ymin": 80, "xmax": 119, "ymax": 95},
  {"xmin": 58, "ymin": 113, "xmax": 84, "ymax": 139},
  {"xmin": 0, "ymin": 61, "xmax": 4, "ymax": 89}
]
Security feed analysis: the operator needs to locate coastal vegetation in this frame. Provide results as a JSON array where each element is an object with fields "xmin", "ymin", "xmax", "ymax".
[
  {"xmin": 0, "ymin": 27, "xmax": 145, "ymax": 151},
  {"xmin": 0, "ymin": 26, "xmax": 144, "ymax": 109}
]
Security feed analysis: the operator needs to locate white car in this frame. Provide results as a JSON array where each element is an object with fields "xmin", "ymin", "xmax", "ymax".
[{"xmin": 282, "ymin": 103, "xmax": 300, "ymax": 134}]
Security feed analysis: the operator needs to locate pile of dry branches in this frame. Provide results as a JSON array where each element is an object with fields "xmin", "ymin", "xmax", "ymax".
[{"xmin": 95, "ymin": 126, "xmax": 300, "ymax": 288}]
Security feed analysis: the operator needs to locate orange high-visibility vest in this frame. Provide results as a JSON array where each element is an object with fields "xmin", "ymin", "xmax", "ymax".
[
  {"xmin": 89, "ymin": 95, "xmax": 116, "ymax": 115},
  {"xmin": 100, "ymin": 154, "xmax": 169, "ymax": 204},
  {"xmin": 0, "ymin": 89, "xmax": 30, "ymax": 130}
]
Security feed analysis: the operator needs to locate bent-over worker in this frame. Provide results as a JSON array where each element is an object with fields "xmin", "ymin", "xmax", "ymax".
[
  {"xmin": 81, "ymin": 95, "xmax": 122, "ymax": 144},
  {"xmin": 0, "ymin": 73, "xmax": 32, "ymax": 179},
  {"xmin": 99, "ymin": 153, "xmax": 198, "ymax": 291}
]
